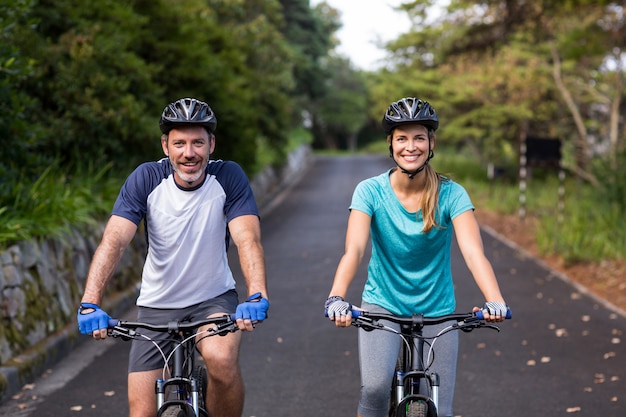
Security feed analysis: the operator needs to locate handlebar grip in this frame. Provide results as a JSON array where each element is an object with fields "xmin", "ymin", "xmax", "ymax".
[
  {"xmin": 324, "ymin": 309, "xmax": 363, "ymax": 318},
  {"xmin": 108, "ymin": 319, "xmax": 120, "ymax": 328},
  {"xmin": 475, "ymin": 309, "xmax": 512, "ymax": 320}
]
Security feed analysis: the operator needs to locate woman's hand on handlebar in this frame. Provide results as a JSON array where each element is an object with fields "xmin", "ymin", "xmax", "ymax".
[
  {"xmin": 474, "ymin": 301, "xmax": 511, "ymax": 322},
  {"xmin": 325, "ymin": 296, "xmax": 358, "ymax": 328}
]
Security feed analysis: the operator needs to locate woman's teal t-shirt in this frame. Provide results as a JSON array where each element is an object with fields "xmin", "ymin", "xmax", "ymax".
[{"xmin": 350, "ymin": 170, "xmax": 474, "ymax": 317}]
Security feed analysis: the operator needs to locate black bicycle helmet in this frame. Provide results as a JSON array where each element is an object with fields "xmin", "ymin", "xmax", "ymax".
[
  {"xmin": 382, "ymin": 97, "xmax": 439, "ymax": 134},
  {"xmin": 159, "ymin": 98, "xmax": 217, "ymax": 134}
]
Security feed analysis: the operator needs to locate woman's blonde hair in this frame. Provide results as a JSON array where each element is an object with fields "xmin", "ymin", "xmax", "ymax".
[
  {"xmin": 388, "ymin": 129, "xmax": 447, "ymax": 233},
  {"xmin": 420, "ymin": 164, "xmax": 447, "ymax": 233}
]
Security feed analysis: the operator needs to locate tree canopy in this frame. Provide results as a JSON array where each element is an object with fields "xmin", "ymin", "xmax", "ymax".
[{"xmin": 376, "ymin": 0, "xmax": 625, "ymax": 184}]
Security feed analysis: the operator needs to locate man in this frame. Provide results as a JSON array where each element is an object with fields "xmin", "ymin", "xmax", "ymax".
[{"xmin": 77, "ymin": 97, "xmax": 269, "ymax": 417}]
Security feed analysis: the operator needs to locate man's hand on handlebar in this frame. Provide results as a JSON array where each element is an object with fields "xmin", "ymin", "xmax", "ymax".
[
  {"xmin": 77, "ymin": 303, "xmax": 112, "ymax": 340},
  {"xmin": 235, "ymin": 292, "xmax": 269, "ymax": 331}
]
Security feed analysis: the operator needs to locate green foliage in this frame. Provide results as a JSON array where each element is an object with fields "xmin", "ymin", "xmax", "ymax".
[
  {"xmin": 313, "ymin": 56, "xmax": 368, "ymax": 150},
  {"xmin": 0, "ymin": 0, "xmax": 343, "ymax": 247},
  {"xmin": 369, "ymin": 144, "xmax": 625, "ymax": 264},
  {"xmin": 380, "ymin": 0, "xmax": 624, "ymax": 185},
  {"xmin": 0, "ymin": 163, "xmax": 118, "ymax": 247},
  {"xmin": 0, "ymin": 0, "xmax": 48, "ymax": 184}
]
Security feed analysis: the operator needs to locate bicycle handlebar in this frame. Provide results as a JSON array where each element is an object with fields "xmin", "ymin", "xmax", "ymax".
[
  {"xmin": 347, "ymin": 307, "xmax": 511, "ymax": 332},
  {"xmin": 107, "ymin": 314, "xmax": 238, "ymax": 337},
  {"xmin": 344, "ymin": 308, "xmax": 513, "ymax": 325}
]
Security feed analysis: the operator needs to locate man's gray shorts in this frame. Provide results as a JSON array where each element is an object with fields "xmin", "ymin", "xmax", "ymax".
[{"xmin": 128, "ymin": 289, "xmax": 238, "ymax": 373}]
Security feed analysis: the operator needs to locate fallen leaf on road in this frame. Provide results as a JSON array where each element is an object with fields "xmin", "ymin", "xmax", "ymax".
[{"xmin": 555, "ymin": 328, "xmax": 568, "ymax": 337}]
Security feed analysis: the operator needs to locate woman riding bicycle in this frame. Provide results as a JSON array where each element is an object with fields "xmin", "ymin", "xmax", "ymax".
[{"xmin": 324, "ymin": 97, "xmax": 509, "ymax": 417}]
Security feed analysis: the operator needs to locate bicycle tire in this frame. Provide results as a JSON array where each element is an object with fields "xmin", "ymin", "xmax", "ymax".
[
  {"xmin": 194, "ymin": 365, "xmax": 209, "ymax": 416},
  {"xmin": 159, "ymin": 405, "xmax": 189, "ymax": 417},
  {"xmin": 406, "ymin": 400, "xmax": 428, "ymax": 417}
]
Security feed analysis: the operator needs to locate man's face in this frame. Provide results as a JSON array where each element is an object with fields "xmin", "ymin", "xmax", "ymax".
[{"xmin": 162, "ymin": 126, "xmax": 214, "ymax": 188}]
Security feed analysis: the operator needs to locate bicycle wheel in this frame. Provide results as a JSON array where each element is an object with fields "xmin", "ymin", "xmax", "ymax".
[
  {"xmin": 406, "ymin": 399, "xmax": 428, "ymax": 417},
  {"xmin": 194, "ymin": 365, "xmax": 209, "ymax": 416},
  {"xmin": 160, "ymin": 405, "xmax": 189, "ymax": 417}
]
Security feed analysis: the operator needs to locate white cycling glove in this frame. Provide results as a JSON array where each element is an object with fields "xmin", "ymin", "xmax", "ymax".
[
  {"xmin": 483, "ymin": 301, "xmax": 509, "ymax": 317},
  {"xmin": 325, "ymin": 296, "xmax": 352, "ymax": 319}
]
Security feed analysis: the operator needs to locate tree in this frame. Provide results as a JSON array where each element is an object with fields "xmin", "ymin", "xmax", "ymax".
[
  {"xmin": 383, "ymin": 0, "xmax": 625, "ymax": 183},
  {"xmin": 0, "ymin": 0, "xmax": 47, "ymax": 190}
]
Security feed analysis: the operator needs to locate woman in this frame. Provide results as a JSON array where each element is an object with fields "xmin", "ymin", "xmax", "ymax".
[{"xmin": 325, "ymin": 97, "xmax": 509, "ymax": 417}]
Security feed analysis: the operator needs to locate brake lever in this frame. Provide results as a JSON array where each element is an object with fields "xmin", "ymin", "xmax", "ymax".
[
  {"xmin": 353, "ymin": 317, "xmax": 384, "ymax": 332},
  {"xmin": 108, "ymin": 327, "xmax": 136, "ymax": 341},
  {"xmin": 214, "ymin": 321, "xmax": 239, "ymax": 336},
  {"xmin": 457, "ymin": 318, "xmax": 501, "ymax": 333}
]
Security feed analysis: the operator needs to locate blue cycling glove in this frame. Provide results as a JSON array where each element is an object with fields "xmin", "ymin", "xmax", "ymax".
[
  {"xmin": 77, "ymin": 303, "xmax": 112, "ymax": 335},
  {"xmin": 235, "ymin": 292, "xmax": 269, "ymax": 321}
]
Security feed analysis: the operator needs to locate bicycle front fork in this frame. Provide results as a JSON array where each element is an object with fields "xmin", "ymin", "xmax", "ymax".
[
  {"xmin": 156, "ymin": 378, "xmax": 201, "ymax": 416},
  {"xmin": 394, "ymin": 370, "xmax": 440, "ymax": 411}
]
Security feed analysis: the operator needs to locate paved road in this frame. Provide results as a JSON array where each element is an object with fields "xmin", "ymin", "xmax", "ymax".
[{"xmin": 1, "ymin": 155, "xmax": 624, "ymax": 417}]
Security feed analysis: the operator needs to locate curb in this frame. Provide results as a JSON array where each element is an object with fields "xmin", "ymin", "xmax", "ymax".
[{"xmin": 480, "ymin": 224, "xmax": 626, "ymax": 319}]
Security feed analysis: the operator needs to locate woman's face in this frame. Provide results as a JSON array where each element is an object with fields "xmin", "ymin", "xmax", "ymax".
[{"xmin": 389, "ymin": 123, "xmax": 433, "ymax": 173}]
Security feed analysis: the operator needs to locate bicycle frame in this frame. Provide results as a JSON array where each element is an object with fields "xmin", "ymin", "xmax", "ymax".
[
  {"xmin": 108, "ymin": 315, "xmax": 237, "ymax": 417},
  {"xmin": 351, "ymin": 309, "xmax": 509, "ymax": 417},
  {"xmin": 155, "ymin": 330, "xmax": 203, "ymax": 417},
  {"xmin": 393, "ymin": 322, "xmax": 439, "ymax": 417}
]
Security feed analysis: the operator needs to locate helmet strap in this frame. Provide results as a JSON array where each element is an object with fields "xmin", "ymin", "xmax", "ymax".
[{"xmin": 388, "ymin": 147, "xmax": 435, "ymax": 180}]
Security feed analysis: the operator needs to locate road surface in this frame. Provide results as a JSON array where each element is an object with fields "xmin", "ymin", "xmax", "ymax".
[{"xmin": 1, "ymin": 154, "xmax": 624, "ymax": 416}]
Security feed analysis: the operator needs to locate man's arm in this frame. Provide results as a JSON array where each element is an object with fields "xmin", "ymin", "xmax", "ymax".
[
  {"xmin": 80, "ymin": 215, "xmax": 137, "ymax": 337},
  {"xmin": 228, "ymin": 214, "xmax": 268, "ymax": 330},
  {"xmin": 228, "ymin": 214, "xmax": 267, "ymax": 297}
]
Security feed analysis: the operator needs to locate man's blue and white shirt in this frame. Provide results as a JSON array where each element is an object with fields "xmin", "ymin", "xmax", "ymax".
[{"xmin": 112, "ymin": 158, "xmax": 258, "ymax": 308}]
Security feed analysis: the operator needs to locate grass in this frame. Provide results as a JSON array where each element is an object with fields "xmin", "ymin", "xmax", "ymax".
[{"xmin": 0, "ymin": 163, "xmax": 119, "ymax": 248}]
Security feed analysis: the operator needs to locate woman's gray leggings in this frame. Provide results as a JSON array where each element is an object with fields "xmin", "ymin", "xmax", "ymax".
[{"xmin": 357, "ymin": 302, "xmax": 459, "ymax": 417}]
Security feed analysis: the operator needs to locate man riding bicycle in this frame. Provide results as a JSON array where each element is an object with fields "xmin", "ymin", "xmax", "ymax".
[{"xmin": 77, "ymin": 97, "xmax": 269, "ymax": 417}]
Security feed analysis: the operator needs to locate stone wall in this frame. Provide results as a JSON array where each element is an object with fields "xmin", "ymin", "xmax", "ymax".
[{"xmin": 0, "ymin": 226, "xmax": 147, "ymax": 365}]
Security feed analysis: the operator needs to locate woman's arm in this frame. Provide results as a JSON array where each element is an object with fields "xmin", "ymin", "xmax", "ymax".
[
  {"xmin": 327, "ymin": 209, "xmax": 371, "ymax": 326},
  {"xmin": 453, "ymin": 210, "xmax": 507, "ymax": 320}
]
